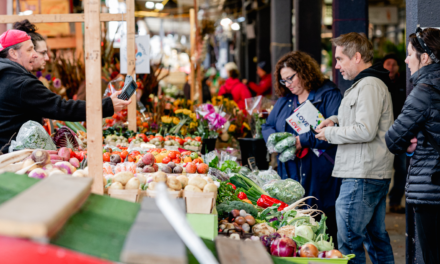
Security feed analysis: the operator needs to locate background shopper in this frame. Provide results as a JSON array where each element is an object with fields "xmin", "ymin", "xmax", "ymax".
[
  {"xmin": 315, "ymin": 32, "xmax": 394, "ymax": 264},
  {"xmin": 262, "ymin": 51, "xmax": 342, "ymax": 246},
  {"xmin": 382, "ymin": 53, "xmax": 407, "ymax": 214},
  {"xmin": 385, "ymin": 27, "xmax": 440, "ymax": 264},
  {"xmin": 218, "ymin": 62, "xmax": 251, "ymax": 110}
]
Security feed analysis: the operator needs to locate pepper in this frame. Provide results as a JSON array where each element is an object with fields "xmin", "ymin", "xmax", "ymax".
[
  {"xmin": 238, "ymin": 192, "xmax": 247, "ymax": 200},
  {"xmin": 242, "ymin": 199, "xmax": 252, "ymax": 204},
  {"xmin": 226, "ymin": 183, "xmax": 236, "ymax": 190},
  {"xmin": 258, "ymin": 195, "xmax": 288, "ymax": 211}
]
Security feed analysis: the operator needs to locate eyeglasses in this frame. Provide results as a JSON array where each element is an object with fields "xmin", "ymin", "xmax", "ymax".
[
  {"xmin": 35, "ymin": 50, "xmax": 48, "ymax": 57},
  {"xmin": 279, "ymin": 73, "xmax": 296, "ymax": 86}
]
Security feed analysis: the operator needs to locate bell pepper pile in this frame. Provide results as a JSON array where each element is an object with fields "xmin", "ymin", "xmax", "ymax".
[{"xmin": 257, "ymin": 195, "xmax": 288, "ymax": 211}]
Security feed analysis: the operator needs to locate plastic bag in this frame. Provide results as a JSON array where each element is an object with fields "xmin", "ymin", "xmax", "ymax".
[
  {"xmin": 263, "ymin": 178, "xmax": 305, "ymax": 204},
  {"xmin": 257, "ymin": 167, "xmax": 281, "ymax": 184},
  {"xmin": 266, "ymin": 132, "xmax": 292, "ymax": 153},
  {"xmin": 279, "ymin": 147, "xmax": 296, "ymax": 163},
  {"xmin": 9, "ymin": 121, "xmax": 57, "ymax": 152},
  {"xmin": 246, "ymin": 171, "xmax": 265, "ymax": 187},
  {"xmin": 274, "ymin": 136, "xmax": 296, "ymax": 153},
  {"xmin": 245, "ymin": 96, "xmax": 273, "ymax": 138},
  {"xmin": 103, "ymin": 77, "xmax": 124, "ymax": 98}
]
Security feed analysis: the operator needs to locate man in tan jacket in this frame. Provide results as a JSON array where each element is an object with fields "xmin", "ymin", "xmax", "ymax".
[{"xmin": 315, "ymin": 33, "xmax": 395, "ymax": 264}]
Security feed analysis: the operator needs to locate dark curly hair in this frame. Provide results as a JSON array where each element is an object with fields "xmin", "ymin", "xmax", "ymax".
[
  {"xmin": 274, "ymin": 51, "xmax": 325, "ymax": 97},
  {"xmin": 13, "ymin": 19, "xmax": 45, "ymax": 48}
]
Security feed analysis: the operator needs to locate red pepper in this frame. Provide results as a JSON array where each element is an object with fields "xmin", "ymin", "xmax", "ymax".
[
  {"xmin": 257, "ymin": 197, "xmax": 272, "ymax": 208},
  {"xmin": 238, "ymin": 192, "xmax": 247, "ymax": 200},
  {"xmin": 137, "ymin": 133, "xmax": 148, "ymax": 142},
  {"xmin": 226, "ymin": 183, "xmax": 236, "ymax": 190},
  {"xmin": 128, "ymin": 137, "xmax": 135, "ymax": 143},
  {"xmin": 259, "ymin": 195, "xmax": 288, "ymax": 211}
]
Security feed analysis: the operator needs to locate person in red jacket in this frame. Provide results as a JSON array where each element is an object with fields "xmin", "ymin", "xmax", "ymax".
[
  {"xmin": 218, "ymin": 62, "xmax": 251, "ymax": 110},
  {"xmin": 246, "ymin": 61, "xmax": 272, "ymax": 96}
]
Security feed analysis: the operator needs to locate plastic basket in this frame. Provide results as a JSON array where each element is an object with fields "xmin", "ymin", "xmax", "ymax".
[{"xmin": 272, "ymin": 254, "xmax": 355, "ymax": 264}]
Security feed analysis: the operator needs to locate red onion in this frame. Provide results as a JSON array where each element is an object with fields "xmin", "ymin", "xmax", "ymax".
[{"xmin": 270, "ymin": 237, "xmax": 297, "ymax": 257}]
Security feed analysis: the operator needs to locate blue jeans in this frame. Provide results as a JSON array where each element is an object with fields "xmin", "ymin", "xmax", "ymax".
[{"xmin": 336, "ymin": 179, "xmax": 394, "ymax": 264}]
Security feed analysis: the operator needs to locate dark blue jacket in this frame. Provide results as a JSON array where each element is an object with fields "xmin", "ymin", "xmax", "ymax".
[
  {"xmin": 262, "ymin": 80, "xmax": 342, "ymax": 209},
  {"xmin": 386, "ymin": 63, "xmax": 440, "ymax": 205}
]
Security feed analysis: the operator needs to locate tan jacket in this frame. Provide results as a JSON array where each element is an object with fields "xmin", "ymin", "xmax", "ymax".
[{"xmin": 325, "ymin": 77, "xmax": 394, "ymax": 179}]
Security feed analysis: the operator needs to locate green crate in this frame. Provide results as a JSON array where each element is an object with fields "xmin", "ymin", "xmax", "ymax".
[
  {"xmin": 272, "ymin": 254, "xmax": 355, "ymax": 264},
  {"xmin": 186, "ymin": 207, "xmax": 218, "ymax": 240}
]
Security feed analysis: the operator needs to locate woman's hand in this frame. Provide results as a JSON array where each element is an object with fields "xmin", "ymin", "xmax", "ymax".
[
  {"xmin": 407, "ymin": 137, "xmax": 418, "ymax": 153},
  {"xmin": 111, "ymin": 90, "xmax": 132, "ymax": 113}
]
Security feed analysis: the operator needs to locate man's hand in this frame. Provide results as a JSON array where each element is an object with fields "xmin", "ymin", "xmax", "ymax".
[
  {"xmin": 316, "ymin": 119, "xmax": 335, "ymax": 130},
  {"xmin": 315, "ymin": 127, "xmax": 327, "ymax": 141},
  {"xmin": 295, "ymin": 136, "xmax": 302, "ymax": 151},
  {"xmin": 111, "ymin": 90, "xmax": 132, "ymax": 113},
  {"xmin": 407, "ymin": 137, "xmax": 418, "ymax": 153}
]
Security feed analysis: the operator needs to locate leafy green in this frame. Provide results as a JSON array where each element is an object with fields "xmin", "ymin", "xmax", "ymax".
[
  {"xmin": 220, "ymin": 160, "xmax": 240, "ymax": 173},
  {"xmin": 216, "ymin": 181, "xmax": 240, "ymax": 205},
  {"xmin": 258, "ymin": 204, "xmax": 283, "ymax": 229},
  {"xmin": 217, "ymin": 201, "xmax": 258, "ymax": 218},
  {"xmin": 292, "ymin": 235, "xmax": 314, "ymax": 247},
  {"xmin": 279, "ymin": 210, "xmax": 298, "ymax": 227},
  {"xmin": 230, "ymin": 174, "xmax": 268, "ymax": 195},
  {"xmin": 244, "ymin": 186, "xmax": 264, "ymax": 204},
  {"xmin": 208, "ymin": 156, "xmax": 219, "ymax": 169},
  {"xmin": 263, "ymin": 178, "xmax": 305, "ymax": 204},
  {"xmin": 315, "ymin": 215, "xmax": 329, "ymax": 241}
]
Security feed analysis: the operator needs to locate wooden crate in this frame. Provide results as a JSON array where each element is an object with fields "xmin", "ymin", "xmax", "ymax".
[
  {"xmin": 107, "ymin": 189, "xmax": 141, "ymax": 203},
  {"xmin": 183, "ymin": 191, "xmax": 217, "ymax": 214}
]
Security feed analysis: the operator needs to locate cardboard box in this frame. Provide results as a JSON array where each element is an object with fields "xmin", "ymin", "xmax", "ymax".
[
  {"xmin": 108, "ymin": 189, "xmax": 140, "ymax": 203},
  {"xmin": 186, "ymin": 207, "xmax": 218, "ymax": 240},
  {"xmin": 183, "ymin": 191, "xmax": 216, "ymax": 214}
]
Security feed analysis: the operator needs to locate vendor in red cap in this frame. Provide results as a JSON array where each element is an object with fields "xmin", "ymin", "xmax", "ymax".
[{"xmin": 0, "ymin": 29, "xmax": 131, "ymax": 151}]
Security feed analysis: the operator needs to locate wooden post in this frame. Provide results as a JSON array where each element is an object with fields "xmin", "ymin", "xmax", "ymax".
[
  {"xmin": 84, "ymin": 0, "xmax": 103, "ymax": 194},
  {"xmin": 126, "ymin": 0, "xmax": 136, "ymax": 132},
  {"xmin": 75, "ymin": 23, "xmax": 83, "ymax": 63},
  {"xmin": 193, "ymin": 0, "xmax": 203, "ymax": 104},
  {"xmin": 189, "ymin": 8, "xmax": 195, "ymax": 101}
]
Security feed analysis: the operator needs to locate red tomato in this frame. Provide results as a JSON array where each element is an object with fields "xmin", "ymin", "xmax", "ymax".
[
  {"xmin": 103, "ymin": 152, "xmax": 111, "ymax": 162},
  {"xmin": 137, "ymin": 133, "xmax": 148, "ymax": 142},
  {"xmin": 176, "ymin": 154, "xmax": 181, "ymax": 159},
  {"xmin": 156, "ymin": 136, "xmax": 164, "ymax": 142},
  {"xmin": 121, "ymin": 150, "xmax": 129, "ymax": 160},
  {"xmin": 184, "ymin": 136, "xmax": 192, "ymax": 142},
  {"xmin": 168, "ymin": 151, "xmax": 177, "ymax": 159},
  {"xmin": 131, "ymin": 151, "xmax": 141, "ymax": 156},
  {"xmin": 112, "ymin": 114, "xmax": 118, "ymax": 119},
  {"xmin": 162, "ymin": 157, "xmax": 171, "ymax": 164},
  {"xmin": 194, "ymin": 136, "xmax": 202, "ymax": 142},
  {"xmin": 175, "ymin": 138, "xmax": 184, "ymax": 146},
  {"xmin": 165, "ymin": 135, "xmax": 175, "ymax": 141},
  {"xmin": 172, "ymin": 158, "xmax": 181, "ymax": 164},
  {"xmin": 127, "ymin": 156, "xmax": 135, "ymax": 162}
]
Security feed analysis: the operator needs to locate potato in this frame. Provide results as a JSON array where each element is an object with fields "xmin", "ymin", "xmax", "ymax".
[
  {"xmin": 148, "ymin": 182, "xmax": 157, "ymax": 190},
  {"xmin": 72, "ymin": 170, "xmax": 86, "ymax": 177},
  {"xmin": 125, "ymin": 177, "xmax": 140, "ymax": 189},
  {"xmin": 176, "ymin": 175, "xmax": 189, "ymax": 188},
  {"xmin": 203, "ymin": 183, "xmax": 218, "ymax": 193},
  {"xmin": 114, "ymin": 171, "xmax": 134, "ymax": 185},
  {"xmin": 167, "ymin": 177, "xmax": 182, "ymax": 190},
  {"xmin": 136, "ymin": 174, "xmax": 146, "ymax": 185},
  {"xmin": 188, "ymin": 177, "xmax": 207, "ymax": 190},
  {"xmin": 184, "ymin": 185, "xmax": 202, "ymax": 193},
  {"xmin": 153, "ymin": 171, "xmax": 167, "ymax": 183},
  {"xmin": 109, "ymin": 182, "xmax": 124, "ymax": 190},
  {"xmin": 204, "ymin": 176, "xmax": 214, "ymax": 183}
]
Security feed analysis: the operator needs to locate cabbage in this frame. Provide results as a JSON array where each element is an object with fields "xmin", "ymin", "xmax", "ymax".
[
  {"xmin": 52, "ymin": 126, "xmax": 79, "ymax": 149},
  {"xmin": 295, "ymin": 225, "xmax": 315, "ymax": 241},
  {"xmin": 315, "ymin": 234, "xmax": 334, "ymax": 251}
]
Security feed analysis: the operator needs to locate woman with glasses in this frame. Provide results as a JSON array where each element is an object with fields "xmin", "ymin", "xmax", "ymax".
[
  {"xmin": 262, "ymin": 51, "xmax": 342, "ymax": 246},
  {"xmin": 13, "ymin": 19, "xmax": 49, "ymax": 71}
]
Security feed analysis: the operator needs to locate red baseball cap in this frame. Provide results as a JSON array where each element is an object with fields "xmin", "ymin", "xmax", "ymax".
[{"xmin": 0, "ymin": 30, "xmax": 31, "ymax": 52}]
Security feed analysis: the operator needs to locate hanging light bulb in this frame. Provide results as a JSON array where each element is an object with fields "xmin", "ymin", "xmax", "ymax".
[
  {"xmin": 145, "ymin": 2, "xmax": 155, "ymax": 9},
  {"xmin": 155, "ymin": 3, "xmax": 164, "ymax": 11},
  {"xmin": 220, "ymin": 18, "xmax": 232, "ymax": 27},
  {"xmin": 231, "ymin": 22, "xmax": 240, "ymax": 31}
]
